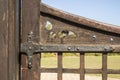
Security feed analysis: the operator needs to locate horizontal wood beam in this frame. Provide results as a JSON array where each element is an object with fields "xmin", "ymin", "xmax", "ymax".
[{"xmin": 40, "ymin": 68, "xmax": 120, "ymax": 74}]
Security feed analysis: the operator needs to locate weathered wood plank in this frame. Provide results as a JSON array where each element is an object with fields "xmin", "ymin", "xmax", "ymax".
[
  {"xmin": 41, "ymin": 3, "xmax": 120, "ymax": 35},
  {"xmin": 40, "ymin": 4, "xmax": 120, "ymax": 47},
  {"xmin": 21, "ymin": 0, "xmax": 40, "ymax": 80},
  {"xmin": 0, "ymin": 0, "xmax": 20, "ymax": 80},
  {"xmin": 8, "ymin": 0, "xmax": 20, "ymax": 80},
  {"xmin": 0, "ymin": 1, "xmax": 8, "ymax": 80},
  {"xmin": 40, "ymin": 12, "xmax": 120, "ymax": 45},
  {"xmin": 108, "ymin": 69, "xmax": 120, "ymax": 74},
  {"xmin": 40, "ymin": 68, "xmax": 120, "ymax": 74}
]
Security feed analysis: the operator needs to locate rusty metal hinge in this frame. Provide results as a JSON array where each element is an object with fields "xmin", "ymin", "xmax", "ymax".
[
  {"xmin": 20, "ymin": 31, "xmax": 114, "ymax": 69},
  {"xmin": 20, "ymin": 31, "xmax": 39, "ymax": 69}
]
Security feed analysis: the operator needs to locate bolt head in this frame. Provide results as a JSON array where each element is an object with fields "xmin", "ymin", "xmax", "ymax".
[
  {"xmin": 30, "ymin": 31, "xmax": 33, "ymax": 35},
  {"xmin": 29, "ymin": 47, "xmax": 32, "ymax": 50},
  {"xmin": 92, "ymin": 35, "xmax": 97, "ymax": 41},
  {"xmin": 67, "ymin": 47, "xmax": 71, "ymax": 50},
  {"xmin": 110, "ymin": 38, "xmax": 114, "ymax": 41},
  {"xmin": 40, "ymin": 47, "xmax": 44, "ymax": 50},
  {"xmin": 104, "ymin": 47, "xmax": 109, "ymax": 51},
  {"xmin": 76, "ymin": 47, "xmax": 79, "ymax": 51}
]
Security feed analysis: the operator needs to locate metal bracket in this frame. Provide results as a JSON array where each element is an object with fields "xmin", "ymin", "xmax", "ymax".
[{"xmin": 21, "ymin": 31, "xmax": 37, "ymax": 69}]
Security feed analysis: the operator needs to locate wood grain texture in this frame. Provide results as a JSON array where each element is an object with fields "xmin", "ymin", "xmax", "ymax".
[
  {"xmin": 40, "ymin": 4, "xmax": 120, "ymax": 52},
  {"xmin": 21, "ymin": 0, "xmax": 41, "ymax": 80},
  {"xmin": 0, "ymin": 0, "xmax": 8, "ymax": 80},
  {"xmin": 8, "ymin": 0, "xmax": 20, "ymax": 80},
  {"xmin": 0, "ymin": 0, "xmax": 19, "ymax": 80},
  {"xmin": 41, "ymin": 3, "xmax": 120, "ymax": 34}
]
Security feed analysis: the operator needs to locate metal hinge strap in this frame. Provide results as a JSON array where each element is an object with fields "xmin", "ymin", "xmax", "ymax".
[{"xmin": 20, "ymin": 32, "xmax": 114, "ymax": 69}]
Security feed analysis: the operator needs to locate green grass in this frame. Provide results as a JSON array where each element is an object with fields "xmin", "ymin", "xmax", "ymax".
[{"xmin": 41, "ymin": 55, "xmax": 120, "ymax": 79}]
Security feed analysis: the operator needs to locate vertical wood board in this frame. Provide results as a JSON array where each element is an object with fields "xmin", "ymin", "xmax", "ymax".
[{"xmin": 21, "ymin": 0, "xmax": 40, "ymax": 80}]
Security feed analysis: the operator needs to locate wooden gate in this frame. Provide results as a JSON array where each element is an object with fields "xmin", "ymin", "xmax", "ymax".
[
  {"xmin": 20, "ymin": 0, "xmax": 120, "ymax": 80},
  {"xmin": 0, "ymin": 0, "xmax": 120, "ymax": 80}
]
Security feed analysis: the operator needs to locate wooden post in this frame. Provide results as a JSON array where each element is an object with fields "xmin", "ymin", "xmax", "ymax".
[
  {"xmin": 0, "ymin": 0, "xmax": 20, "ymax": 80},
  {"xmin": 80, "ymin": 53, "xmax": 85, "ymax": 80},
  {"xmin": 102, "ymin": 53, "xmax": 107, "ymax": 80},
  {"xmin": 58, "ymin": 52, "xmax": 63, "ymax": 80},
  {"xmin": 21, "ymin": 0, "xmax": 41, "ymax": 80}
]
